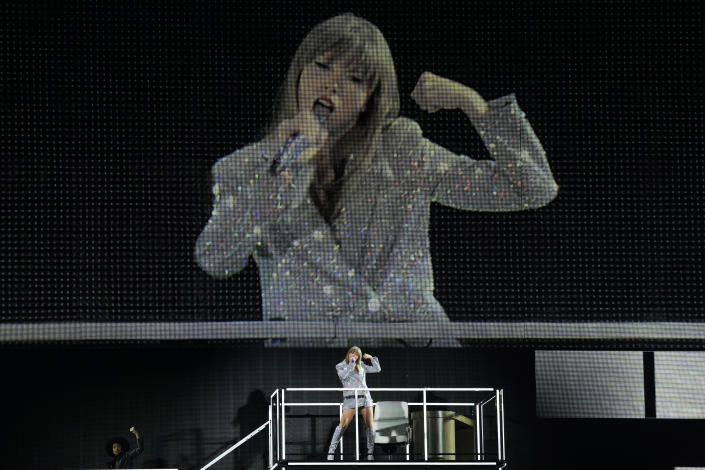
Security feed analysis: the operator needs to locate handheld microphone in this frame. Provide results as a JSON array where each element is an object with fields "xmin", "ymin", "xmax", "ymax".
[{"xmin": 270, "ymin": 109, "xmax": 328, "ymax": 175}]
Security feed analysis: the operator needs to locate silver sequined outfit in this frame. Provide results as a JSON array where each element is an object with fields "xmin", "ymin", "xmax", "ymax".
[
  {"xmin": 195, "ymin": 94, "xmax": 558, "ymax": 321},
  {"xmin": 336, "ymin": 357, "xmax": 381, "ymax": 409}
]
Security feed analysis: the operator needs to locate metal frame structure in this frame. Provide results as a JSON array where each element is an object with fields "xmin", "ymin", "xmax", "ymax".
[
  {"xmin": 198, "ymin": 387, "xmax": 506, "ymax": 470},
  {"xmin": 274, "ymin": 387, "xmax": 505, "ymax": 468}
]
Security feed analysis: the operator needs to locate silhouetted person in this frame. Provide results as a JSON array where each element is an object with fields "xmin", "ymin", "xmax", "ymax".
[{"xmin": 106, "ymin": 426, "xmax": 143, "ymax": 469}]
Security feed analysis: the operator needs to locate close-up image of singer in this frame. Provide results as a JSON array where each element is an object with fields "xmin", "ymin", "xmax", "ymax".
[{"xmin": 194, "ymin": 13, "xmax": 558, "ymax": 323}]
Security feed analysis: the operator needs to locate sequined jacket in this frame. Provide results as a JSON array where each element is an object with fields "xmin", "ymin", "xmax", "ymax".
[
  {"xmin": 195, "ymin": 94, "xmax": 558, "ymax": 321},
  {"xmin": 337, "ymin": 357, "xmax": 381, "ymax": 398}
]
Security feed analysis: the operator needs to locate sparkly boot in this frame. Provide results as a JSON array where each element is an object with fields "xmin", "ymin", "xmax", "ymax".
[
  {"xmin": 327, "ymin": 425, "xmax": 345, "ymax": 460},
  {"xmin": 366, "ymin": 427, "xmax": 375, "ymax": 460}
]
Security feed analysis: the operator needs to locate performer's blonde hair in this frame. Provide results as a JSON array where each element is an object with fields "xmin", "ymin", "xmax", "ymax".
[
  {"xmin": 344, "ymin": 345, "xmax": 364, "ymax": 373},
  {"xmin": 268, "ymin": 13, "xmax": 400, "ymax": 188}
]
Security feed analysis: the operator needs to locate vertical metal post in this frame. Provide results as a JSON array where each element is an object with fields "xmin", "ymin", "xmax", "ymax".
[
  {"xmin": 495, "ymin": 389, "xmax": 501, "ymax": 461},
  {"xmin": 268, "ymin": 402, "xmax": 273, "ymax": 468},
  {"xmin": 500, "ymin": 389, "xmax": 505, "ymax": 461},
  {"xmin": 282, "ymin": 389, "xmax": 287, "ymax": 461},
  {"xmin": 479, "ymin": 400, "xmax": 484, "ymax": 458},
  {"xmin": 423, "ymin": 389, "xmax": 428, "ymax": 461},
  {"xmin": 339, "ymin": 403, "xmax": 344, "ymax": 460},
  {"xmin": 475, "ymin": 403, "xmax": 481, "ymax": 461},
  {"xmin": 354, "ymin": 389, "xmax": 359, "ymax": 461},
  {"xmin": 276, "ymin": 390, "xmax": 280, "ymax": 463}
]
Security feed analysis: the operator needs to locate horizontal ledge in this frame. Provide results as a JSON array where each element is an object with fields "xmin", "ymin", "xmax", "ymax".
[
  {"xmin": 285, "ymin": 463, "xmax": 498, "ymax": 466},
  {"xmin": 280, "ymin": 402, "xmax": 480, "ymax": 407},
  {"xmin": 285, "ymin": 388, "xmax": 493, "ymax": 392},
  {"xmin": 1, "ymin": 321, "xmax": 705, "ymax": 342}
]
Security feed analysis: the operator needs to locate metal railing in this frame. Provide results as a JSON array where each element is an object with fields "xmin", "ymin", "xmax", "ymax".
[
  {"xmin": 198, "ymin": 387, "xmax": 505, "ymax": 469},
  {"xmin": 199, "ymin": 420, "xmax": 271, "ymax": 470},
  {"xmin": 274, "ymin": 387, "xmax": 505, "ymax": 467}
]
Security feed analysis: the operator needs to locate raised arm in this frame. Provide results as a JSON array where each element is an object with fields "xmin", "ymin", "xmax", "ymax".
[
  {"xmin": 408, "ymin": 72, "xmax": 558, "ymax": 211},
  {"xmin": 124, "ymin": 427, "xmax": 144, "ymax": 459},
  {"xmin": 362, "ymin": 354, "xmax": 381, "ymax": 373}
]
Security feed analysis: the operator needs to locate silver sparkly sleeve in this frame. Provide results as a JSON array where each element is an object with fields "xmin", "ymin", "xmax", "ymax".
[
  {"xmin": 423, "ymin": 94, "xmax": 558, "ymax": 211},
  {"xmin": 194, "ymin": 141, "xmax": 315, "ymax": 278},
  {"xmin": 337, "ymin": 360, "xmax": 356, "ymax": 382},
  {"xmin": 363, "ymin": 357, "xmax": 381, "ymax": 374}
]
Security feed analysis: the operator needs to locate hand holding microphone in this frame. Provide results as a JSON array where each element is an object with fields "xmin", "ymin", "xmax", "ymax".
[{"xmin": 271, "ymin": 108, "xmax": 329, "ymax": 175}]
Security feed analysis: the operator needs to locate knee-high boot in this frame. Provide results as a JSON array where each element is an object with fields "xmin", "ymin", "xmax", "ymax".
[
  {"xmin": 327, "ymin": 425, "xmax": 346, "ymax": 460},
  {"xmin": 366, "ymin": 427, "xmax": 375, "ymax": 460}
]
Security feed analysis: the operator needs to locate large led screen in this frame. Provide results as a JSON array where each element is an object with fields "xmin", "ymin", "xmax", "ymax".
[{"xmin": 1, "ymin": 1, "xmax": 702, "ymax": 346}]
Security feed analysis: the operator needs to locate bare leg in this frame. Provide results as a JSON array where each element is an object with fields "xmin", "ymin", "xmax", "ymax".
[{"xmin": 327, "ymin": 409, "xmax": 355, "ymax": 460}]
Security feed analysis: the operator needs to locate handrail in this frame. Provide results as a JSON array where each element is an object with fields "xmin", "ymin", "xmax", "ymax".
[
  {"xmin": 286, "ymin": 387, "xmax": 494, "ymax": 392},
  {"xmin": 273, "ymin": 387, "xmax": 505, "ymax": 466},
  {"xmin": 192, "ymin": 387, "xmax": 503, "ymax": 470},
  {"xmin": 199, "ymin": 420, "xmax": 269, "ymax": 470}
]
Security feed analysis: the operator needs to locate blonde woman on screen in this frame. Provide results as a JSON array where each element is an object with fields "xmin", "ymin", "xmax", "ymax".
[{"xmin": 195, "ymin": 13, "xmax": 558, "ymax": 325}]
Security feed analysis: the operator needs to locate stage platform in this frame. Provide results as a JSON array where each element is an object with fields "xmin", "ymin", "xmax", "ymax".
[{"xmin": 199, "ymin": 388, "xmax": 506, "ymax": 470}]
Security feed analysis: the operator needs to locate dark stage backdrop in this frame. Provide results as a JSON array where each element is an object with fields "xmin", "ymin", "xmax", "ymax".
[
  {"xmin": 1, "ymin": 0, "xmax": 703, "ymax": 345},
  {"xmin": 6, "ymin": 346, "xmax": 705, "ymax": 470},
  {"xmin": 4, "ymin": 346, "xmax": 536, "ymax": 470}
]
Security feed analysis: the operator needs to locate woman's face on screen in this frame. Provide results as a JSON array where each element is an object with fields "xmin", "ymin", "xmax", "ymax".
[{"xmin": 297, "ymin": 51, "xmax": 372, "ymax": 138}]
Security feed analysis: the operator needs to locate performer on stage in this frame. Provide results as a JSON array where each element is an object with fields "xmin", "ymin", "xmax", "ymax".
[
  {"xmin": 327, "ymin": 346, "xmax": 381, "ymax": 460},
  {"xmin": 195, "ymin": 13, "xmax": 558, "ymax": 323},
  {"xmin": 106, "ymin": 426, "xmax": 143, "ymax": 469}
]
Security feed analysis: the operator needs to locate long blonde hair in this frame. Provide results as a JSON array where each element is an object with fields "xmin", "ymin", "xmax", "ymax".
[
  {"xmin": 267, "ymin": 13, "xmax": 400, "ymax": 187},
  {"xmin": 344, "ymin": 345, "xmax": 363, "ymax": 373}
]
